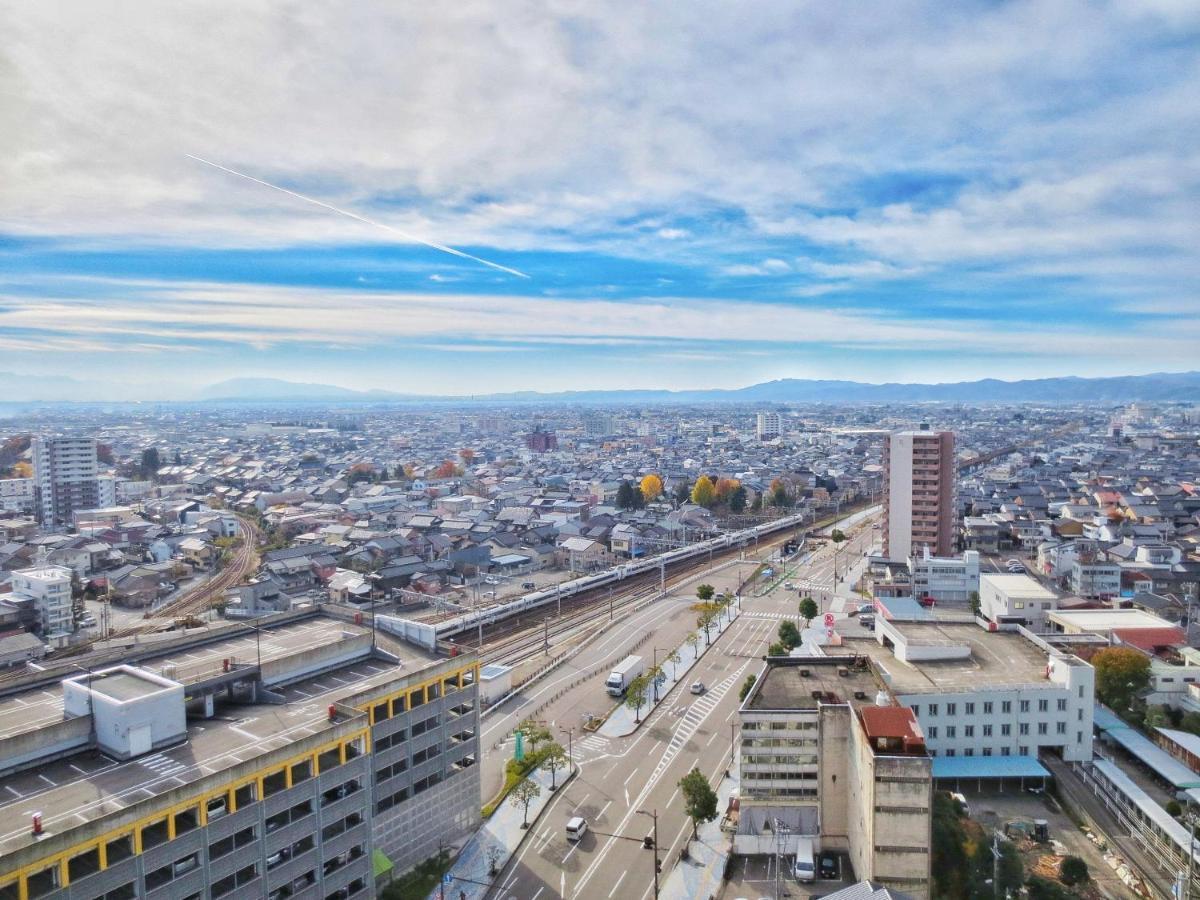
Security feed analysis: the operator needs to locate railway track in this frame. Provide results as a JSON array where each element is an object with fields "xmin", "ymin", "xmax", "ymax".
[{"xmin": 470, "ymin": 505, "xmax": 876, "ymax": 666}]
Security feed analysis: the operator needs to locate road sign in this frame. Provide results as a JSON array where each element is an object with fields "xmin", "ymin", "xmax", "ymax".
[{"xmin": 823, "ymin": 613, "xmax": 836, "ymax": 627}]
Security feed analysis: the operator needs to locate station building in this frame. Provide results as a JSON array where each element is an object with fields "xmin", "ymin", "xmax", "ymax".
[{"xmin": 0, "ymin": 611, "xmax": 479, "ymax": 900}]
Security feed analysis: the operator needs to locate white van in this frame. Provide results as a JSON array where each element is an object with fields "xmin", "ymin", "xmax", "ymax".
[
  {"xmin": 950, "ymin": 791, "xmax": 970, "ymax": 816},
  {"xmin": 565, "ymin": 816, "xmax": 588, "ymax": 842}
]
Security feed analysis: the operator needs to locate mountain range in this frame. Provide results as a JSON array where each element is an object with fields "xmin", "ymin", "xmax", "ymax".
[{"xmin": 3, "ymin": 371, "xmax": 1199, "ymax": 405}]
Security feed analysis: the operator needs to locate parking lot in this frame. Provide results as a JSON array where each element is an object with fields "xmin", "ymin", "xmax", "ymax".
[{"xmin": 720, "ymin": 850, "xmax": 852, "ymax": 900}]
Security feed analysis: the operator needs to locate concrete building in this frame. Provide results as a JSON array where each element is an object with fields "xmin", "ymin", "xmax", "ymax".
[
  {"xmin": 525, "ymin": 429, "xmax": 557, "ymax": 453},
  {"xmin": 582, "ymin": 414, "xmax": 615, "ymax": 438},
  {"xmin": 756, "ymin": 412, "xmax": 781, "ymax": 441},
  {"xmin": 0, "ymin": 613, "xmax": 480, "ymax": 899},
  {"xmin": 978, "ymin": 573, "xmax": 1060, "ymax": 631},
  {"xmin": 7, "ymin": 556, "xmax": 74, "ymax": 644},
  {"xmin": 33, "ymin": 436, "xmax": 100, "ymax": 528},
  {"xmin": 882, "ymin": 428, "xmax": 955, "ymax": 560},
  {"xmin": 1070, "ymin": 556, "xmax": 1121, "ymax": 600},
  {"xmin": 738, "ymin": 657, "xmax": 932, "ymax": 899},
  {"xmin": 0, "ymin": 477, "xmax": 35, "ymax": 514},
  {"xmin": 908, "ymin": 550, "xmax": 979, "ymax": 604},
  {"xmin": 850, "ymin": 620, "xmax": 1094, "ymax": 763}
]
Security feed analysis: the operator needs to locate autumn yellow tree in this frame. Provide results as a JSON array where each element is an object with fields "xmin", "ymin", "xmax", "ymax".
[
  {"xmin": 640, "ymin": 473, "xmax": 663, "ymax": 502},
  {"xmin": 10, "ymin": 461, "xmax": 32, "ymax": 479},
  {"xmin": 715, "ymin": 477, "xmax": 741, "ymax": 503},
  {"xmin": 691, "ymin": 475, "xmax": 717, "ymax": 507}
]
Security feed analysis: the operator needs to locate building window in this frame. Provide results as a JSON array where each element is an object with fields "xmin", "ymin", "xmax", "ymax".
[
  {"xmin": 964, "ymin": 725, "xmax": 974, "ymax": 738},
  {"xmin": 1001, "ymin": 746, "xmax": 1011, "ymax": 756},
  {"xmin": 947, "ymin": 703, "xmax": 957, "ymax": 716},
  {"xmin": 965, "ymin": 703, "xmax": 975, "ymax": 715},
  {"xmin": 945, "ymin": 749, "xmax": 955, "ymax": 757},
  {"xmin": 983, "ymin": 702, "xmax": 993, "ymax": 714},
  {"xmin": 928, "ymin": 726, "xmax": 938, "ymax": 739},
  {"xmin": 1038, "ymin": 699, "xmax": 1049, "ymax": 713},
  {"xmin": 1002, "ymin": 701, "xmax": 1011, "ymax": 714},
  {"xmin": 1057, "ymin": 722, "xmax": 1066, "ymax": 735},
  {"xmin": 1038, "ymin": 723, "xmax": 1048, "ymax": 735},
  {"xmin": 983, "ymin": 725, "xmax": 992, "ymax": 737},
  {"xmin": 928, "ymin": 704, "xmax": 938, "ymax": 716},
  {"xmin": 946, "ymin": 726, "xmax": 956, "ymax": 739},
  {"xmin": 1019, "ymin": 723, "xmax": 1029, "ymax": 736},
  {"xmin": 1019, "ymin": 700, "xmax": 1030, "ymax": 713},
  {"xmin": 983, "ymin": 747, "xmax": 993, "ymax": 756}
]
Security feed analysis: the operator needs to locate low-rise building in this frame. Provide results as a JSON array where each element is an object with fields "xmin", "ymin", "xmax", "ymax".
[
  {"xmin": 978, "ymin": 573, "xmax": 1059, "ymax": 631},
  {"xmin": 907, "ymin": 550, "xmax": 979, "ymax": 604}
]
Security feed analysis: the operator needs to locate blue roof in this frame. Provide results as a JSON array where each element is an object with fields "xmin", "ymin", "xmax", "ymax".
[
  {"xmin": 1092, "ymin": 759, "xmax": 1195, "ymax": 853},
  {"xmin": 1093, "ymin": 705, "xmax": 1126, "ymax": 732},
  {"xmin": 878, "ymin": 597, "xmax": 934, "ymax": 620},
  {"xmin": 1102, "ymin": 725, "xmax": 1200, "ymax": 789},
  {"xmin": 932, "ymin": 755, "xmax": 1049, "ymax": 780}
]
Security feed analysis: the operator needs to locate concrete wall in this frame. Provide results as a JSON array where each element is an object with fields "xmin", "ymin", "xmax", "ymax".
[
  {"xmin": 259, "ymin": 631, "xmax": 374, "ymax": 688},
  {"xmin": 0, "ymin": 715, "xmax": 91, "ymax": 778}
]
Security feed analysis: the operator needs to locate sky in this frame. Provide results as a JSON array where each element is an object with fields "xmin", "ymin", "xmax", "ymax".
[{"xmin": 1, "ymin": 1, "xmax": 1198, "ymax": 398}]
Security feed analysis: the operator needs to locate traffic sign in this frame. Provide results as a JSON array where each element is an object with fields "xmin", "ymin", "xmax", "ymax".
[{"xmin": 823, "ymin": 613, "xmax": 836, "ymax": 627}]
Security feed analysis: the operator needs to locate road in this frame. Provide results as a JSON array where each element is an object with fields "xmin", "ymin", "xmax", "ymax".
[{"xmin": 486, "ymin": 510, "xmax": 881, "ymax": 900}]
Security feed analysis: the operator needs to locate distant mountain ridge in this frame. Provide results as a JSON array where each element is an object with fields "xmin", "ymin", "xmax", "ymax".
[
  {"xmin": 4, "ymin": 370, "xmax": 1198, "ymax": 405},
  {"xmin": 199, "ymin": 371, "xmax": 1200, "ymax": 404}
]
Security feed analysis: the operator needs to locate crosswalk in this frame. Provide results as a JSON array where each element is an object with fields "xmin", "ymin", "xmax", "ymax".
[
  {"xmin": 574, "ymin": 734, "xmax": 612, "ymax": 761},
  {"xmin": 645, "ymin": 662, "xmax": 747, "ymax": 788}
]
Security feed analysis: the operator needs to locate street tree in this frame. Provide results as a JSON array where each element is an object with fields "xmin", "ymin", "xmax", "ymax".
[
  {"xmin": 509, "ymin": 777, "xmax": 541, "ymax": 829},
  {"xmin": 696, "ymin": 583, "xmax": 716, "ymax": 602},
  {"xmin": 968, "ymin": 590, "xmax": 981, "ymax": 614},
  {"xmin": 518, "ymin": 717, "xmax": 551, "ymax": 754},
  {"xmin": 685, "ymin": 631, "xmax": 702, "ymax": 659},
  {"xmin": 541, "ymin": 742, "xmax": 569, "ymax": 790},
  {"xmin": 625, "ymin": 674, "xmax": 650, "ymax": 723},
  {"xmin": 678, "ymin": 767, "xmax": 719, "ymax": 840},
  {"xmin": 739, "ymin": 673, "xmax": 757, "ymax": 701},
  {"xmin": 697, "ymin": 609, "xmax": 716, "ymax": 645},
  {"xmin": 778, "ymin": 620, "xmax": 802, "ymax": 650},
  {"xmin": 691, "ymin": 475, "xmax": 717, "ymax": 508},
  {"xmin": 647, "ymin": 664, "xmax": 665, "ymax": 702},
  {"xmin": 767, "ymin": 641, "xmax": 788, "ymax": 656},
  {"xmin": 666, "ymin": 649, "xmax": 682, "ymax": 680},
  {"xmin": 639, "ymin": 474, "xmax": 663, "ymax": 502},
  {"xmin": 1093, "ymin": 646, "xmax": 1151, "ymax": 717},
  {"xmin": 798, "ymin": 597, "xmax": 819, "ymax": 627}
]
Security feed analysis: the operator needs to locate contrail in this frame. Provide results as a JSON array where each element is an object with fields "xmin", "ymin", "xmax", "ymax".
[{"xmin": 186, "ymin": 153, "xmax": 529, "ymax": 279}]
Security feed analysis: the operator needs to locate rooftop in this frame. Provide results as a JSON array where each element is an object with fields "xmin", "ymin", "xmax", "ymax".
[
  {"xmin": 743, "ymin": 657, "xmax": 882, "ymax": 712},
  {"xmin": 1048, "ymin": 608, "xmax": 1175, "ymax": 634},
  {"xmin": 980, "ymin": 573, "xmax": 1057, "ymax": 599},
  {"xmin": 86, "ymin": 669, "xmax": 166, "ymax": 702},
  {"xmin": 837, "ymin": 622, "xmax": 1059, "ymax": 693}
]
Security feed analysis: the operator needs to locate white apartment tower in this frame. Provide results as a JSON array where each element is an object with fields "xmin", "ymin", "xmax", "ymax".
[
  {"xmin": 756, "ymin": 411, "xmax": 781, "ymax": 441},
  {"xmin": 33, "ymin": 436, "xmax": 100, "ymax": 528},
  {"xmin": 883, "ymin": 426, "xmax": 955, "ymax": 560}
]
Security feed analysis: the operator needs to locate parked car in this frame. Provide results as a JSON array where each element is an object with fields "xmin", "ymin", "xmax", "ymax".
[
  {"xmin": 522, "ymin": 581, "xmax": 536, "ymax": 590},
  {"xmin": 818, "ymin": 851, "xmax": 840, "ymax": 880},
  {"xmin": 857, "ymin": 604, "xmax": 875, "ymax": 615},
  {"xmin": 859, "ymin": 616, "xmax": 875, "ymax": 629}
]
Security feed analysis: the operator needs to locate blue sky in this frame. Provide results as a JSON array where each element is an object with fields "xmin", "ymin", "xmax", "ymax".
[{"xmin": 2, "ymin": 2, "xmax": 1198, "ymax": 398}]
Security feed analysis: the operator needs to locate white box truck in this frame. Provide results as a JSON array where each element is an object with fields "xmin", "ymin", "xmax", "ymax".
[
  {"xmin": 606, "ymin": 654, "xmax": 644, "ymax": 697},
  {"xmin": 793, "ymin": 837, "xmax": 816, "ymax": 882}
]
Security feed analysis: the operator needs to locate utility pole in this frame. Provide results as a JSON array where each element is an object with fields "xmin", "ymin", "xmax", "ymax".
[
  {"xmin": 637, "ymin": 809, "xmax": 660, "ymax": 899},
  {"xmin": 543, "ymin": 617, "xmax": 549, "ymax": 654},
  {"xmin": 560, "ymin": 726, "xmax": 574, "ymax": 770},
  {"xmin": 608, "ymin": 585, "xmax": 614, "ymax": 621}
]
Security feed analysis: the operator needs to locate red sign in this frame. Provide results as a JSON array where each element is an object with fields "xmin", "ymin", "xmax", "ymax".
[{"xmin": 823, "ymin": 613, "xmax": 836, "ymax": 627}]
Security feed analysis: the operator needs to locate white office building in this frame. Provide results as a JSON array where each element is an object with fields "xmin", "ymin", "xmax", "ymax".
[
  {"xmin": 851, "ymin": 620, "xmax": 1094, "ymax": 763},
  {"xmin": 908, "ymin": 549, "xmax": 980, "ymax": 604},
  {"xmin": 1070, "ymin": 557, "xmax": 1121, "ymax": 600},
  {"xmin": 979, "ymin": 573, "xmax": 1060, "ymax": 631}
]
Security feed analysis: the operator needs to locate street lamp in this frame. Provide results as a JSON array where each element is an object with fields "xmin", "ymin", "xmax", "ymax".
[
  {"xmin": 559, "ymin": 726, "xmax": 574, "ymax": 771},
  {"xmin": 637, "ymin": 808, "xmax": 660, "ymax": 899}
]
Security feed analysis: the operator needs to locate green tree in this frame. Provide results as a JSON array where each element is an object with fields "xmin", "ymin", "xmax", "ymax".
[
  {"xmin": 769, "ymin": 479, "xmax": 790, "ymax": 508},
  {"xmin": 830, "ymin": 528, "xmax": 846, "ymax": 544},
  {"xmin": 778, "ymin": 620, "xmax": 802, "ymax": 650},
  {"xmin": 518, "ymin": 717, "xmax": 551, "ymax": 754},
  {"xmin": 697, "ymin": 609, "xmax": 716, "ymax": 645},
  {"xmin": 625, "ymin": 674, "xmax": 650, "ymax": 723},
  {"xmin": 1026, "ymin": 877, "xmax": 1072, "ymax": 900},
  {"xmin": 1181, "ymin": 711, "xmax": 1200, "ymax": 735},
  {"xmin": 696, "ymin": 583, "xmax": 715, "ymax": 602},
  {"xmin": 647, "ymin": 664, "xmax": 665, "ymax": 702},
  {"xmin": 992, "ymin": 839, "xmax": 1024, "ymax": 897},
  {"xmin": 968, "ymin": 590, "xmax": 981, "ymax": 615},
  {"xmin": 685, "ymin": 631, "xmax": 702, "ymax": 659},
  {"xmin": 768, "ymin": 641, "xmax": 788, "ymax": 656},
  {"xmin": 931, "ymin": 792, "xmax": 970, "ymax": 899},
  {"xmin": 541, "ymin": 742, "xmax": 569, "ymax": 790},
  {"xmin": 140, "ymin": 447, "xmax": 161, "ymax": 480},
  {"xmin": 1145, "ymin": 704, "xmax": 1171, "ymax": 729},
  {"xmin": 509, "ymin": 777, "xmax": 541, "ymax": 829},
  {"xmin": 1166, "ymin": 799, "xmax": 1182, "ymax": 818},
  {"xmin": 691, "ymin": 475, "xmax": 717, "ymax": 508},
  {"xmin": 666, "ymin": 649, "xmax": 682, "ymax": 680},
  {"xmin": 678, "ymin": 767, "xmax": 719, "ymax": 840},
  {"xmin": 739, "ymin": 673, "xmax": 757, "ymax": 701},
  {"xmin": 1058, "ymin": 855, "xmax": 1088, "ymax": 886},
  {"xmin": 673, "ymin": 481, "xmax": 690, "ymax": 505},
  {"xmin": 1092, "ymin": 646, "xmax": 1151, "ymax": 717},
  {"xmin": 798, "ymin": 597, "xmax": 818, "ymax": 627},
  {"xmin": 729, "ymin": 485, "xmax": 747, "ymax": 513},
  {"xmin": 615, "ymin": 480, "xmax": 636, "ymax": 510}
]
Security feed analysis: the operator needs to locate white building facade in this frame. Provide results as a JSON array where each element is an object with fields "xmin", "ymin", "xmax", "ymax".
[
  {"xmin": 33, "ymin": 436, "xmax": 99, "ymax": 527},
  {"xmin": 908, "ymin": 549, "xmax": 980, "ymax": 604},
  {"xmin": 9, "ymin": 561, "xmax": 74, "ymax": 642}
]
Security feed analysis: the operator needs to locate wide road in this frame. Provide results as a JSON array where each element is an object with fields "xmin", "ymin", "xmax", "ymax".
[{"xmin": 486, "ymin": 509, "xmax": 881, "ymax": 900}]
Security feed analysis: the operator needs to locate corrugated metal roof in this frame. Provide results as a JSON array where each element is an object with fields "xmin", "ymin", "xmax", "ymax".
[{"xmin": 931, "ymin": 755, "xmax": 1049, "ymax": 780}]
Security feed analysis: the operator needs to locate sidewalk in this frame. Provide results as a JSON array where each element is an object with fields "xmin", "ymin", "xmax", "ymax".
[
  {"xmin": 600, "ymin": 602, "xmax": 741, "ymax": 738},
  {"xmin": 660, "ymin": 757, "xmax": 741, "ymax": 900},
  {"xmin": 430, "ymin": 764, "xmax": 574, "ymax": 900}
]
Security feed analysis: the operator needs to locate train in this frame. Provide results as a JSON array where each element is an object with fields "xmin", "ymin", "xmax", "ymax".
[{"xmin": 434, "ymin": 509, "xmax": 812, "ymax": 642}]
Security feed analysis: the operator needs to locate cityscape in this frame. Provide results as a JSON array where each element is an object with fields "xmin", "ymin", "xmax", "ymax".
[{"xmin": 3, "ymin": 4, "xmax": 1200, "ymax": 900}]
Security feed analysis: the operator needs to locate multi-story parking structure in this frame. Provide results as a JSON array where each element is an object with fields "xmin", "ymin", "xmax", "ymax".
[{"xmin": 0, "ymin": 611, "xmax": 479, "ymax": 900}]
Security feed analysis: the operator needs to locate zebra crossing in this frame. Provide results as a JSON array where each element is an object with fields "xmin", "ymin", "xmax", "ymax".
[
  {"xmin": 573, "ymin": 734, "xmax": 612, "ymax": 761},
  {"xmin": 644, "ymin": 661, "xmax": 748, "ymax": 788}
]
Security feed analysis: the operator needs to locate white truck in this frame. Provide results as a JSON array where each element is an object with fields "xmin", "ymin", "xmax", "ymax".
[
  {"xmin": 792, "ymin": 837, "xmax": 816, "ymax": 883},
  {"xmin": 606, "ymin": 654, "xmax": 645, "ymax": 697}
]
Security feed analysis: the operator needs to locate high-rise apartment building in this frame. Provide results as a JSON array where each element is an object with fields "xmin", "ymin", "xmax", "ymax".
[
  {"xmin": 756, "ymin": 412, "xmax": 781, "ymax": 441},
  {"xmin": 882, "ymin": 427, "xmax": 954, "ymax": 560},
  {"xmin": 33, "ymin": 436, "xmax": 99, "ymax": 527}
]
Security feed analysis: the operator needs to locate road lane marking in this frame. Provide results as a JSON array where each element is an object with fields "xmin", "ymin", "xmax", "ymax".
[{"xmin": 607, "ymin": 870, "xmax": 628, "ymax": 898}]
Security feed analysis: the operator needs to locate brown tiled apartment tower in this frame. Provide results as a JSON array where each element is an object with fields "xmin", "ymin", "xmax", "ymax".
[{"xmin": 882, "ymin": 427, "xmax": 955, "ymax": 560}]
